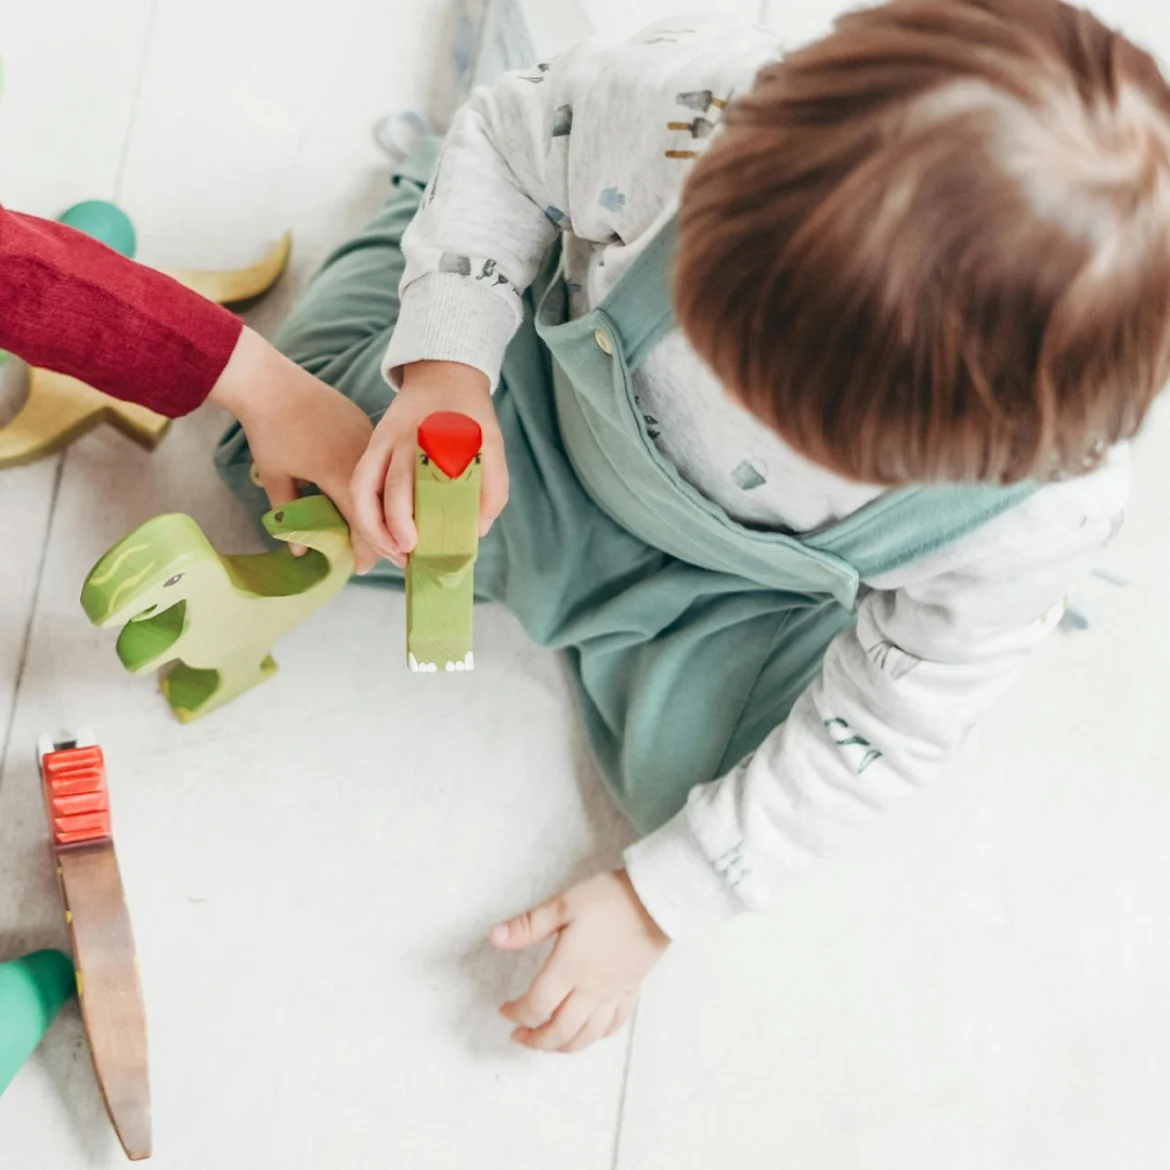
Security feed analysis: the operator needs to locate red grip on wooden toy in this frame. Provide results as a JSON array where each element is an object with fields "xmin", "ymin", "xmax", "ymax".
[
  {"xmin": 42, "ymin": 745, "xmax": 112, "ymax": 846},
  {"xmin": 418, "ymin": 412, "xmax": 483, "ymax": 479}
]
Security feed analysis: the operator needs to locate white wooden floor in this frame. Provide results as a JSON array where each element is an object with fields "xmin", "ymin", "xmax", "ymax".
[{"xmin": 2, "ymin": 2, "xmax": 1170, "ymax": 1167}]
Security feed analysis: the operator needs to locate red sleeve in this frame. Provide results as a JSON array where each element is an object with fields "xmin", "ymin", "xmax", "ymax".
[{"xmin": 0, "ymin": 206, "xmax": 243, "ymax": 418}]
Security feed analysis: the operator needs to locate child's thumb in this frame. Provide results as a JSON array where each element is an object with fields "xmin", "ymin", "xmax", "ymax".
[{"xmin": 319, "ymin": 476, "xmax": 379, "ymax": 575}]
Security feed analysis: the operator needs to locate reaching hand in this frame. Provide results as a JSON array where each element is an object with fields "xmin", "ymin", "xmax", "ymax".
[
  {"xmin": 349, "ymin": 361, "xmax": 509, "ymax": 568},
  {"xmin": 491, "ymin": 870, "xmax": 670, "ymax": 1054},
  {"xmin": 210, "ymin": 327, "xmax": 377, "ymax": 572}
]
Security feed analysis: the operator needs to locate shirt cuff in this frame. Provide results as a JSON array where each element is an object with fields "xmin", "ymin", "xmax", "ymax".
[
  {"xmin": 382, "ymin": 273, "xmax": 520, "ymax": 391},
  {"xmin": 624, "ymin": 806, "xmax": 745, "ymax": 942}
]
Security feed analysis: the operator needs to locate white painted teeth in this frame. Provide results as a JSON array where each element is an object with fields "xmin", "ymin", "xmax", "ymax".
[{"xmin": 408, "ymin": 651, "xmax": 474, "ymax": 673}]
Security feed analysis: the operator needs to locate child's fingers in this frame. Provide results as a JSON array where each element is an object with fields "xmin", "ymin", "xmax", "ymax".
[
  {"xmin": 382, "ymin": 442, "xmax": 419, "ymax": 554},
  {"xmin": 321, "ymin": 474, "xmax": 381, "ymax": 575},
  {"xmin": 478, "ymin": 433, "xmax": 510, "ymax": 538},
  {"xmin": 349, "ymin": 531, "xmax": 379, "ymax": 576},
  {"xmin": 604, "ymin": 995, "xmax": 637, "ymax": 1038},
  {"xmin": 260, "ymin": 468, "xmax": 297, "ymax": 509},
  {"xmin": 490, "ymin": 893, "xmax": 571, "ymax": 950},
  {"xmin": 350, "ymin": 441, "xmax": 403, "ymax": 562},
  {"xmin": 560, "ymin": 1003, "xmax": 619, "ymax": 1054},
  {"xmin": 513, "ymin": 992, "xmax": 591, "ymax": 1052},
  {"xmin": 500, "ymin": 966, "xmax": 571, "ymax": 1029}
]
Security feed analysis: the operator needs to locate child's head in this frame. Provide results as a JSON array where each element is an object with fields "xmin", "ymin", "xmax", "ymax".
[{"xmin": 677, "ymin": 0, "xmax": 1170, "ymax": 484}]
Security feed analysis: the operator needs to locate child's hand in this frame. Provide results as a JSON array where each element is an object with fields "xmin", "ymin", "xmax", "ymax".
[
  {"xmin": 491, "ymin": 869, "xmax": 670, "ymax": 1054},
  {"xmin": 209, "ymin": 327, "xmax": 377, "ymax": 573},
  {"xmin": 349, "ymin": 361, "xmax": 509, "ymax": 568}
]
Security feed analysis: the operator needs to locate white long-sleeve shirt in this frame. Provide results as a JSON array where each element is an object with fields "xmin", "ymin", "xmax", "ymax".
[{"xmin": 383, "ymin": 14, "xmax": 1132, "ymax": 940}]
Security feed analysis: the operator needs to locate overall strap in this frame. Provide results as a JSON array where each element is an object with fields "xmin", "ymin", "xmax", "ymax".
[
  {"xmin": 810, "ymin": 479, "xmax": 1040, "ymax": 579},
  {"xmin": 598, "ymin": 215, "xmax": 680, "ymax": 371}
]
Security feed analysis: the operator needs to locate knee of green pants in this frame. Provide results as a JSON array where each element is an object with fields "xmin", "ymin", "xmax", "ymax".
[
  {"xmin": 575, "ymin": 701, "xmax": 706, "ymax": 835},
  {"xmin": 213, "ymin": 419, "xmax": 278, "ymax": 537}
]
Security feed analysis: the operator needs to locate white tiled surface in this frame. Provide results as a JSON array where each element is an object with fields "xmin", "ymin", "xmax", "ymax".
[{"xmin": 2, "ymin": 1, "xmax": 1170, "ymax": 1168}]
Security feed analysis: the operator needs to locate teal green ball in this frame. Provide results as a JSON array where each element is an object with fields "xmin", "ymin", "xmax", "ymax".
[{"xmin": 57, "ymin": 200, "xmax": 137, "ymax": 259}]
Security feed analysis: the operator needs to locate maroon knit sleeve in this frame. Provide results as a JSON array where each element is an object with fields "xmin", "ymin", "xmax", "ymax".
[{"xmin": 0, "ymin": 206, "xmax": 243, "ymax": 418}]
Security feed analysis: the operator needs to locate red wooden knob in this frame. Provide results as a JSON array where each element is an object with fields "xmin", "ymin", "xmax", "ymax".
[{"xmin": 418, "ymin": 412, "xmax": 483, "ymax": 479}]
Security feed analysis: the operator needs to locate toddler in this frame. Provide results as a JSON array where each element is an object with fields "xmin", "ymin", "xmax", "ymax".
[{"xmin": 217, "ymin": 0, "xmax": 1170, "ymax": 1053}]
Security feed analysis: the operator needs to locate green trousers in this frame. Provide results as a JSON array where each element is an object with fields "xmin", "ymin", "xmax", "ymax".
[{"xmin": 216, "ymin": 139, "xmax": 1033, "ymax": 833}]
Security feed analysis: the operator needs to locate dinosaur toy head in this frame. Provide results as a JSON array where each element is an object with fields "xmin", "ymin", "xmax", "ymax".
[
  {"xmin": 416, "ymin": 412, "xmax": 483, "ymax": 483},
  {"xmin": 261, "ymin": 493, "xmax": 352, "ymax": 552},
  {"xmin": 81, "ymin": 514, "xmax": 221, "ymax": 629}
]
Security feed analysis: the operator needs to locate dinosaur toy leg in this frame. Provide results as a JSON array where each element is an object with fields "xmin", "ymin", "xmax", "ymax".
[
  {"xmin": 162, "ymin": 653, "xmax": 277, "ymax": 723},
  {"xmin": 406, "ymin": 561, "xmax": 475, "ymax": 673}
]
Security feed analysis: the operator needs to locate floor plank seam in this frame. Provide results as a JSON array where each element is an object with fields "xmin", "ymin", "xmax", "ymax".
[
  {"xmin": 113, "ymin": 0, "xmax": 160, "ymax": 201},
  {"xmin": 610, "ymin": 1003, "xmax": 640, "ymax": 1170},
  {"xmin": 0, "ymin": 455, "xmax": 65, "ymax": 787}
]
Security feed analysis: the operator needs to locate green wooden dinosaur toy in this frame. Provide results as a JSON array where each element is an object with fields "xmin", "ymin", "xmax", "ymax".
[
  {"xmin": 407, "ymin": 412, "xmax": 482, "ymax": 673},
  {"xmin": 81, "ymin": 495, "xmax": 354, "ymax": 722}
]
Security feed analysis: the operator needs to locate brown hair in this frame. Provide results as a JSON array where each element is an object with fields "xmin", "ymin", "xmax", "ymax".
[{"xmin": 676, "ymin": 0, "xmax": 1170, "ymax": 484}]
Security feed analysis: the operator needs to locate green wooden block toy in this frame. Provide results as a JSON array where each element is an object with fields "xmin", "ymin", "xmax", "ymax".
[
  {"xmin": 81, "ymin": 495, "xmax": 354, "ymax": 722},
  {"xmin": 0, "ymin": 949, "xmax": 76, "ymax": 1095},
  {"xmin": 407, "ymin": 412, "xmax": 482, "ymax": 673}
]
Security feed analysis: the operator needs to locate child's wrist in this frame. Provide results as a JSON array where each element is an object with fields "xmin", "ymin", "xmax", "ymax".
[{"xmin": 399, "ymin": 359, "xmax": 491, "ymax": 400}]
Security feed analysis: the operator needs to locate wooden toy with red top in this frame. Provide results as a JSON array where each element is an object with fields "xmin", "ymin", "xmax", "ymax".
[
  {"xmin": 38, "ymin": 733, "xmax": 151, "ymax": 1162},
  {"xmin": 406, "ymin": 412, "xmax": 483, "ymax": 674}
]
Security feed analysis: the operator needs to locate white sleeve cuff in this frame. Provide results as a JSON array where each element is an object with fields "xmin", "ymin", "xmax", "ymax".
[
  {"xmin": 382, "ymin": 273, "xmax": 521, "ymax": 391},
  {"xmin": 624, "ymin": 806, "xmax": 745, "ymax": 942}
]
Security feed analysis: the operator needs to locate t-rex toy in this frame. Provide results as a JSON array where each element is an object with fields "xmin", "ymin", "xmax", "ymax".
[
  {"xmin": 81, "ymin": 495, "xmax": 353, "ymax": 722},
  {"xmin": 406, "ymin": 412, "xmax": 482, "ymax": 674},
  {"xmin": 0, "ymin": 233, "xmax": 292, "ymax": 469}
]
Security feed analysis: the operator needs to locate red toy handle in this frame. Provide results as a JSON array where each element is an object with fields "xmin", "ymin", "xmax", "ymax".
[{"xmin": 42, "ymin": 745, "xmax": 112, "ymax": 847}]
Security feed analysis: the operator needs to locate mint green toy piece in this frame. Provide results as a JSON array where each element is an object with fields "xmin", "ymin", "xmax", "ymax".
[
  {"xmin": 0, "ymin": 949, "xmax": 76, "ymax": 1095},
  {"xmin": 81, "ymin": 495, "xmax": 354, "ymax": 722},
  {"xmin": 57, "ymin": 200, "xmax": 137, "ymax": 259},
  {"xmin": 406, "ymin": 413, "xmax": 482, "ymax": 674}
]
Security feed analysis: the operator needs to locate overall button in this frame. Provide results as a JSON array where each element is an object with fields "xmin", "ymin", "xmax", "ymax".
[{"xmin": 593, "ymin": 328, "xmax": 614, "ymax": 355}]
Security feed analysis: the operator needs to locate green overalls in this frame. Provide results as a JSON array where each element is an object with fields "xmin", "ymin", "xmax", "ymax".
[{"xmin": 216, "ymin": 139, "xmax": 1033, "ymax": 834}]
